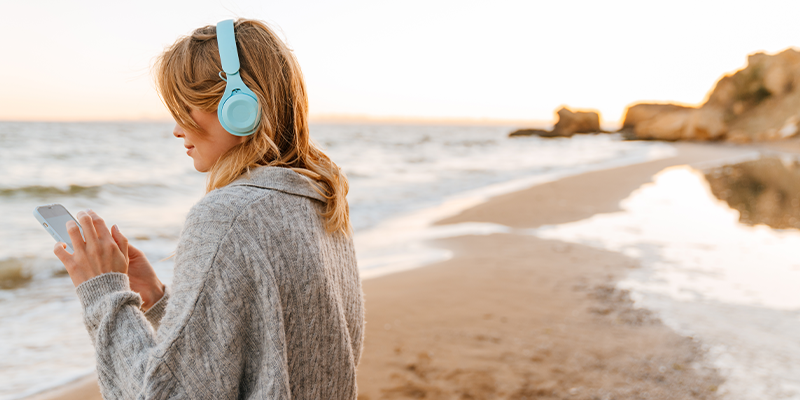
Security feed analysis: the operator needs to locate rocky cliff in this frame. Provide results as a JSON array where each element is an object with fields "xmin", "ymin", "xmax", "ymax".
[{"xmin": 621, "ymin": 48, "xmax": 800, "ymax": 142}]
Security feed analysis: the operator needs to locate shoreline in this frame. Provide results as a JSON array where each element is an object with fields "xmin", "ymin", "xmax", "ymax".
[
  {"xmin": 356, "ymin": 142, "xmax": 751, "ymax": 399},
  {"xmin": 21, "ymin": 374, "xmax": 99, "ymax": 400},
  {"xmin": 25, "ymin": 142, "xmax": 757, "ymax": 400},
  {"xmin": 355, "ymin": 137, "xmax": 677, "ymax": 280}
]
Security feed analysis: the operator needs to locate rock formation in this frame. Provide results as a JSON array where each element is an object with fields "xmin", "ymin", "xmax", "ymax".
[
  {"xmin": 553, "ymin": 107, "xmax": 601, "ymax": 136},
  {"xmin": 629, "ymin": 105, "xmax": 727, "ymax": 141},
  {"xmin": 508, "ymin": 128, "xmax": 555, "ymax": 138},
  {"xmin": 621, "ymin": 103, "xmax": 693, "ymax": 131},
  {"xmin": 621, "ymin": 48, "xmax": 800, "ymax": 142},
  {"xmin": 510, "ymin": 107, "xmax": 601, "ymax": 138}
]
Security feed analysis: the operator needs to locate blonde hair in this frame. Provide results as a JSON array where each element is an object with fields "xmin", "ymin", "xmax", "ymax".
[{"xmin": 155, "ymin": 19, "xmax": 350, "ymax": 235}]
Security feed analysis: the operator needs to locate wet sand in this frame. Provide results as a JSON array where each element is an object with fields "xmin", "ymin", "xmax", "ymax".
[
  {"xmin": 30, "ymin": 142, "xmax": 750, "ymax": 400},
  {"xmin": 356, "ymin": 143, "xmax": 748, "ymax": 399}
]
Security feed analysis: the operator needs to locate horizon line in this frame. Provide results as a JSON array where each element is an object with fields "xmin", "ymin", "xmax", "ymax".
[
  {"xmin": 0, "ymin": 114, "xmax": 552, "ymax": 127},
  {"xmin": 0, "ymin": 113, "xmax": 626, "ymax": 129}
]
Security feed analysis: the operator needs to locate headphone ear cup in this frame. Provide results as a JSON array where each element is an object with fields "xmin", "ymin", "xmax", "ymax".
[{"xmin": 219, "ymin": 93, "xmax": 260, "ymax": 136}]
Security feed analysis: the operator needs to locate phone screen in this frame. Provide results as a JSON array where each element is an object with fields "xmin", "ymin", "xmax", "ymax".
[{"xmin": 36, "ymin": 205, "xmax": 82, "ymax": 250}]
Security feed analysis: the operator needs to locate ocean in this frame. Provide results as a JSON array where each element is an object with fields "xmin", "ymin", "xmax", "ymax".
[{"xmin": 0, "ymin": 121, "xmax": 696, "ymax": 399}]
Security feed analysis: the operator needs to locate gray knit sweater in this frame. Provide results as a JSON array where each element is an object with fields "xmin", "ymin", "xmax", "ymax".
[{"xmin": 76, "ymin": 166, "xmax": 364, "ymax": 399}]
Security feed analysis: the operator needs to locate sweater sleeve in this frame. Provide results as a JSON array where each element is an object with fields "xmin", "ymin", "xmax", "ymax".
[
  {"xmin": 76, "ymin": 199, "xmax": 293, "ymax": 399},
  {"xmin": 143, "ymin": 284, "xmax": 170, "ymax": 331},
  {"xmin": 77, "ymin": 273, "xmax": 183, "ymax": 399}
]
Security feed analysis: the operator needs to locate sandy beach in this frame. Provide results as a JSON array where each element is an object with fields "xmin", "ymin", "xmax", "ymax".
[
  {"xmin": 356, "ymin": 143, "xmax": 748, "ymax": 399},
  {"xmin": 28, "ymin": 142, "xmax": 756, "ymax": 400}
]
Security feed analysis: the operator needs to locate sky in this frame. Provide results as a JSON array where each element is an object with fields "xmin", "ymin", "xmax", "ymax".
[{"xmin": 2, "ymin": 0, "xmax": 799, "ymax": 125}]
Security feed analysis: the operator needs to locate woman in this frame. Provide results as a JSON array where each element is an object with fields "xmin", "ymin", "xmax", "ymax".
[{"xmin": 54, "ymin": 19, "xmax": 364, "ymax": 399}]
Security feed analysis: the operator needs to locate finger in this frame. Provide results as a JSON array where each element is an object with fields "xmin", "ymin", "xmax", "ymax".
[
  {"xmin": 87, "ymin": 210, "xmax": 113, "ymax": 242},
  {"xmin": 74, "ymin": 210, "xmax": 98, "ymax": 243},
  {"xmin": 111, "ymin": 224, "xmax": 129, "ymax": 263},
  {"xmin": 53, "ymin": 242, "xmax": 72, "ymax": 266},
  {"xmin": 127, "ymin": 242, "xmax": 143, "ymax": 260},
  {"xmin": 65, "ymin": 220, "xmax": 86, "ymax": 252}
]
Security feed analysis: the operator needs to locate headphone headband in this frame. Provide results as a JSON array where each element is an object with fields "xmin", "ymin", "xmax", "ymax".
[{"xmin": 216, "ymin": 20, "xmax": 240, "ymax": 75}]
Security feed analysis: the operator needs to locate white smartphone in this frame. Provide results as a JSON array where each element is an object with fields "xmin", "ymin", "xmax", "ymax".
[{"xmin": 33, "ymin": 204, "xmax": 85, "ymax": 253}]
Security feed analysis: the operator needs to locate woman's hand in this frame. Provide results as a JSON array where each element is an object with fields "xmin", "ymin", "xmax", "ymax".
[
  {"xmin": 125, "ymin": 242, "xmax": 165, "ymax": 311},
  {"xmin": 54, "ymin": 210, "xmax": 165, "ymax": 310},
  {"xmin": 55, "ymin": 210, "xmax": 129, "ymax": 287}
]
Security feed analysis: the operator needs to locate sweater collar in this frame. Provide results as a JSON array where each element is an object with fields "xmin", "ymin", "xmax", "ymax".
[{"xmin": 228, "ymin": 166, "xmax": 327, "ymax": 203}]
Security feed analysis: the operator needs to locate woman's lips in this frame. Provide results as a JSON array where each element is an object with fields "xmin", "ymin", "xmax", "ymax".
[{"xmin": 186, "ymin": 146, "xmax": 194, "ymax": 156}]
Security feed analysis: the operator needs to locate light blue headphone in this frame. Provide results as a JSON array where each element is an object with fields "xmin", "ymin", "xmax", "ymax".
[{"xmin": 216, "ymin": 19, "xmax": 260, "ymax": 136}]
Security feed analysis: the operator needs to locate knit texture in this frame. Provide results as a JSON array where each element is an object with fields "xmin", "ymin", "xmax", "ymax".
[{"xmin": 76, "ymin": 166, "xmax": 365, "ymax": 399}]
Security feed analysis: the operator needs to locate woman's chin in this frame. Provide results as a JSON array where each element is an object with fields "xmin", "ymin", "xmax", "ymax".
[{"xmin": 193, "ymin": 159, "xmax": 210, "ymax": 173}]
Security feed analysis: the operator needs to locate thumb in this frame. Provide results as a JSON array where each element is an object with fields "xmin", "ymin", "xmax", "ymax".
[
  {"xmin": 111, "ymin": 225, "xmax": 129, "ymax": 263},
  {"xmin": 53, "ymin": 242, "xmax": 71, "ymax": 265}
]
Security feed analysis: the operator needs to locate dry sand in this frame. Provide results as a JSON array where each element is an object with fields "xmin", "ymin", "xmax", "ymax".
[{"xmin": 29, "ymin": 142, "xmax": 751, "ymax": 400}]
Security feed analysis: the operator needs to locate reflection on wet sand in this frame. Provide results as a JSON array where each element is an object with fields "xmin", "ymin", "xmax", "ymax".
[
  {"xmin": 705, "ymin": 156, "xmax": 800, "ymax": 230},
  {"xmin": 533, "ymin": 162, "xmax": 800, "ymax": 397}
]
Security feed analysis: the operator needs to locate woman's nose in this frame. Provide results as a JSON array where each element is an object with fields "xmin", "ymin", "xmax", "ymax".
[{"xmin": 172, "ymin": 124, "xmax": 184, "ymax": 138}]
